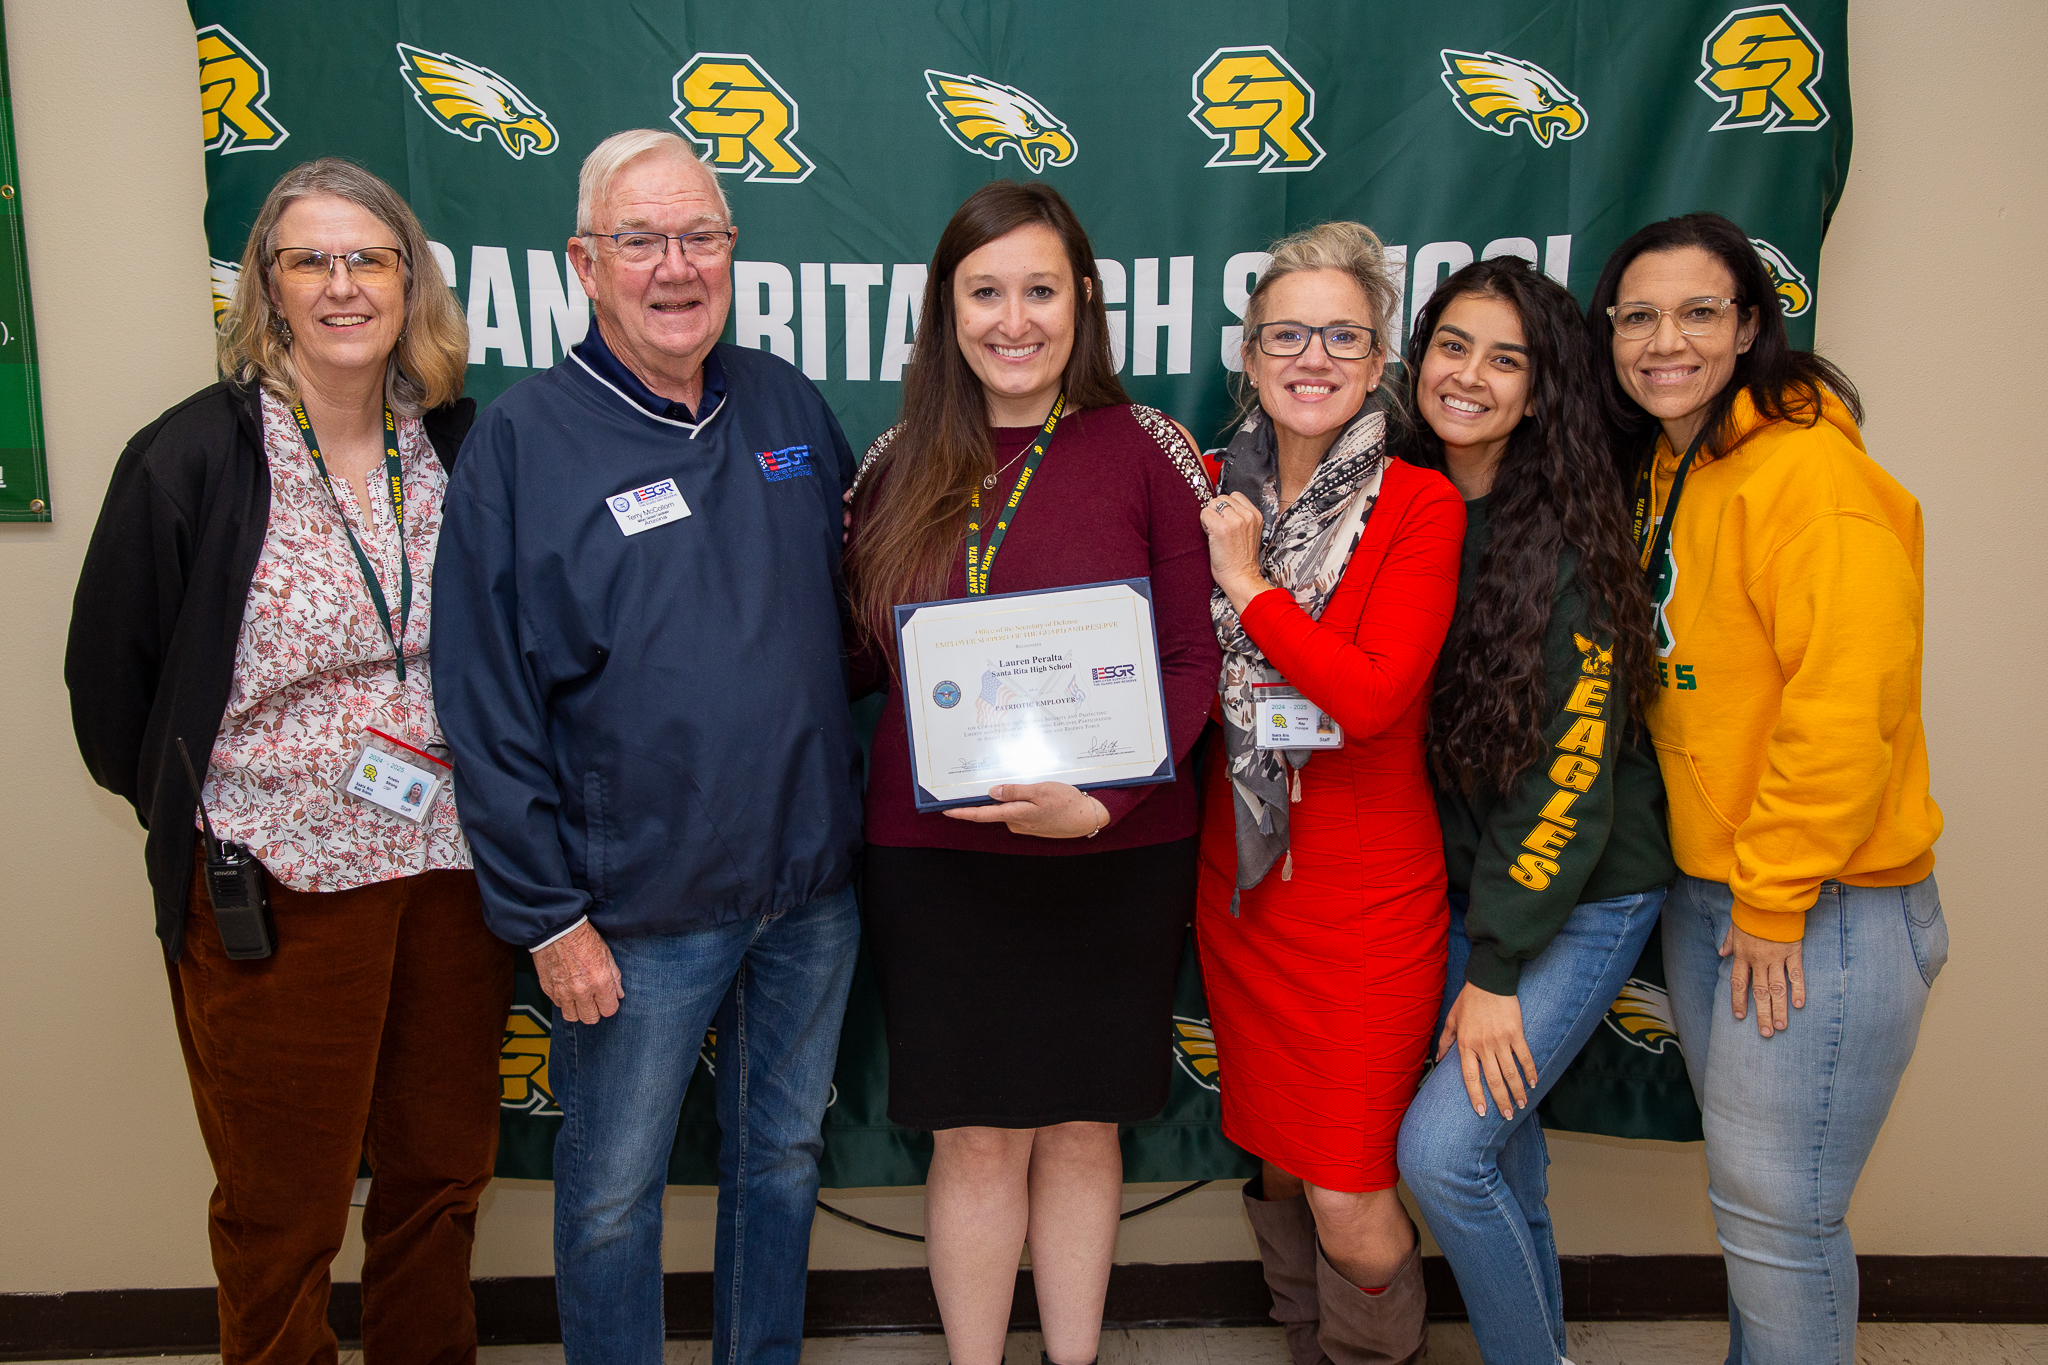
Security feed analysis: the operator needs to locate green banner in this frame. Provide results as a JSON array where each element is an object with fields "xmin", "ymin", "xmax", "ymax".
[
  {"xmin": 186, "ymin": 0, "xmax": 1853, "ymax": 1177},
  {"xmin": 0, "ymin": 0, "xmax": 48, "ymax": 524}
]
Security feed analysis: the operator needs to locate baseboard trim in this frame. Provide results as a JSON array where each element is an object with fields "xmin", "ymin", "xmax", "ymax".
[{"xmin": 2, "ymin": 1256, "xmax": 2041, "ymax": 1357}]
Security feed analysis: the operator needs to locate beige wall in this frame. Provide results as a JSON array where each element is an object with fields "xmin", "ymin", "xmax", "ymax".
[{"xmin": 3, "ymin": 0, "xmax": 2041, "ymax": 1295}]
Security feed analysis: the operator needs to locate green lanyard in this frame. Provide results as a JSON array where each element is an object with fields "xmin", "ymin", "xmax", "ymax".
[
  {"xmin": 965, "ymin": 391, "xmax": 1065, "ymax": 595},
  {"xmin": 293, "ymin": 402, "xmax": 411, "ymax": 681},
  {"xmin": 1631, "ymin": 427, "xmax": 1708, "ymax": 577}
]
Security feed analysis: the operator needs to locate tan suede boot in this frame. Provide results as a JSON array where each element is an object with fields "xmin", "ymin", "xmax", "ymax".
[
  {"xmin": 1313, "ymin": 1238, "xmax": 1427, "ymax": 1365},
  {"xmin": 1241, "ymin": 1178, "xmax": 1332, "ymax": 1365}
]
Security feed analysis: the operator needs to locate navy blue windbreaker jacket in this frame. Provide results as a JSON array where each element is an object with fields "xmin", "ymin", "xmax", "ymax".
[{"xmin": 432, "ymin": 341, "xmax": 864, "ymax": 949}]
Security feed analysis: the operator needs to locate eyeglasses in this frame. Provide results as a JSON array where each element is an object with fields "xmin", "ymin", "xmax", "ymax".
[
  {"xmin": 586, "ymin": 228, "xmax": 738, "ymax": 266},
  {"xmin": 1606, "ymin": 297, "xmax": 1740, "ymax": 340},
  {"xmin": 272, "ymin": 247, "xmax": 404, "ymax": 283},
  {"xmin": 1255, "ymin": 320, "xmax": 1378, "ymax": 360}
]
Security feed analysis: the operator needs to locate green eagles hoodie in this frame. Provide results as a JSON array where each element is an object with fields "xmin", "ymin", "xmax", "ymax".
[{"xmin": 1435, "ymin": 497, "xmax": 1677, "ymax": 996}]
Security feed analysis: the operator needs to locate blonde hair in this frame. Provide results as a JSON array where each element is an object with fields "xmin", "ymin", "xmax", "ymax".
[
  {"xmin": 575, "ymin": 129, "xmax": 731, "ymax": 234},
  {"xmin": 1235, "ymin": 221, "xmax": 1404, "ymax": 426},
  {"xmin": 216, "ymin": 158, "xmax": 467, "ymax": 416}
]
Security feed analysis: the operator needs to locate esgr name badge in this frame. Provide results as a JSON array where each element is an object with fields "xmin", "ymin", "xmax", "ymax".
[{"xmin": 607, "ymin": 478, "xmax": 692, "ymax": 536}]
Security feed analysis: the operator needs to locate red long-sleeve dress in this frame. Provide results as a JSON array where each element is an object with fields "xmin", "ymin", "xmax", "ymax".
[{"xmin": 1195, "ymin": 457, "xmax": 1465, "ymax": 1192}]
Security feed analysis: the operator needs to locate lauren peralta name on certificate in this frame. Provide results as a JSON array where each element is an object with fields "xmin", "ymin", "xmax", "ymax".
[{"xmin": 894, "ymin": 578, "xmax": 1174, "ymax": 812}]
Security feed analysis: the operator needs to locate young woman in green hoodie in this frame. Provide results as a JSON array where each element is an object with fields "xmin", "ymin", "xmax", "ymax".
[{"xmin": 1393, "ymin": 257, "xmax": 1674, "ymax": 1365}]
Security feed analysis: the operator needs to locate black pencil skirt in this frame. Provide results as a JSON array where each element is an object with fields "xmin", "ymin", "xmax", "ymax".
[{"xmin": 861, "ymin": 837, "xmax": 1198, "ymax": 1130}]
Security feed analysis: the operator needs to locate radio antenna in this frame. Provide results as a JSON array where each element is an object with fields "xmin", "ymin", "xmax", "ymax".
[{"xmin": 175, "ymin": 738, "xmax": 223, "ymax": 860}]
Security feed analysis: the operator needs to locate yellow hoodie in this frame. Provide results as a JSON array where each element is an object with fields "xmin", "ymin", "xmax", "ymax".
[{"xmin": 1643, "ymin": 388, "xmax": 1941, "ymax": 942}]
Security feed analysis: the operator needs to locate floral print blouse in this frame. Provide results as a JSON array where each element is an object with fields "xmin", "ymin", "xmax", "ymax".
[{"xmin": 200, "ymin": 391, "xmax": 470, "ymax": 892}]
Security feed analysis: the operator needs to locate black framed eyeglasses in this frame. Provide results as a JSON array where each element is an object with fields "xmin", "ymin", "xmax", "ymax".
[
  {"xmin": 585, "ymin": 228, "xmax": 738, "ymax": 265},
  {"xmin": 271, "ymin": 247, "xmax": 404, "ymax": 283},
  {"xmin": 1606, "ymin": 297, "xmax": 1740, "ymax": 340},
  {"xmin": 1255, "ymin": 320, "xmax": 1379, "ymax": 360}
]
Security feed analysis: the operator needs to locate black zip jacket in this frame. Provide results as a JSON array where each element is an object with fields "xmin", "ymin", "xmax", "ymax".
[{"xmin": 64, "ymin": 378, "xmax": 474, "ymax": 959}]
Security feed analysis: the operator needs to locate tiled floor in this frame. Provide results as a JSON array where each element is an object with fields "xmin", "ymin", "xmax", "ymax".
[{"xmin": 46, "ymin": 1322, "xmax": 2048, "ymax": 1365}]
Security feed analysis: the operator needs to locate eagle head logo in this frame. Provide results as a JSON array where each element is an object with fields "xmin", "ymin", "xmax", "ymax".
[
  {"xmin": 1573, "ymin": 633, "xmax": 1614, "ymax": 678},
  {"xmin": 397, "ymin": 44, "xmax": 557, "ymax": 160},
  {"xmin": 1441, "ymin": 50, "xmax": 1588, "ymax": 149},
  {"xmin": 1749, "ymin": 237, "xmax": 1812, "ymax": 317},
  {"xmin": 1601, "ymin": 978, "xmax": 1682, "ymax": 1055},
  {"xmin": 210, "ymin": 257, "xmax": 241, "ymax": 326},
  {"xmin": 500, "ymin": 1005, "xmax": 560, "ymax": 1116},
  {"xmin": 1171, "ymin": 1016, "xmax": 1222, "ymax": 1092},
  {"xmin": 925, "ymin": 71, "xmax": 1077, "ymax": 174}
]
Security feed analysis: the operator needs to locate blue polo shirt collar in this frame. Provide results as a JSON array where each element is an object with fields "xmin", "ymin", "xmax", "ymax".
[{"xmin": 572, "ymin": 322, "xmax": 727, "ymax": 427}]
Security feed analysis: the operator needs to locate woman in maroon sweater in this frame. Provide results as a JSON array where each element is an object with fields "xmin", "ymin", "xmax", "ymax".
[
  {"xmin": 1196, "ymin": 223, "xmax": 1464, "ymax": 1365},
  {"xmin": 846, "ymin": 182, "xmax": 1216, "ymax": 1365}
]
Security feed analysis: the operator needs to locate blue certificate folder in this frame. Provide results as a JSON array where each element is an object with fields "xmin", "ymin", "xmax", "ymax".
[{"xmin": 893, "ymin": 577, "xmax": 1176, "ymax": 813}]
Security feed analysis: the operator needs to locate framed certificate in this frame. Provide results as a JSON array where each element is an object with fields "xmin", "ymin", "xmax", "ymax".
[{"xmin": 894, "ymin": 578, "xmax": 1175, "ymax": 812}]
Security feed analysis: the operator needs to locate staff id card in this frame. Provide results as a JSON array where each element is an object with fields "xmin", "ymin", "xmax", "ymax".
[
  {"xmin": 339, "ymin": 727, "xmax": 450, "ymax": 824},
  {"xmin": 1254, "ymin": 684, "xmax": 1343, "ymax": 750}
]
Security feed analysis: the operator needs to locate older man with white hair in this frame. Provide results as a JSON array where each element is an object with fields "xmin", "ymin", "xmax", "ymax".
[{"xmin": 434, "ymin": 129, "xmax": 864, "ymax": 1364}]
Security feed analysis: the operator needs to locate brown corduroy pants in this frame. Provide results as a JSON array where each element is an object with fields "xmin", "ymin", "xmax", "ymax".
[{"xmin": 169, "ymin": 850, "xmax": 515, "ymax": 1365}]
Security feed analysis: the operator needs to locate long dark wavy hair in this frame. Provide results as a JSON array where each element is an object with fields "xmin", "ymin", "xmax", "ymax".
[
  {"xmin": 847, "ymin": 180, "xmax": 1127, "ymax": 647},
  {"xmin": 1399, "ymin": 257, "xmax": 1659, "ymax": 795},
  {"xmin": 1588, "ymin": 211, "xmax": 1863, "ymax": 480}
]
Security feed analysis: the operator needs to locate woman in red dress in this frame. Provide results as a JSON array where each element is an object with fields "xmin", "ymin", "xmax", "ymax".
[{"xmin": 1195, "ymin": 223, "xmax": 1464, "ymax": 1365}]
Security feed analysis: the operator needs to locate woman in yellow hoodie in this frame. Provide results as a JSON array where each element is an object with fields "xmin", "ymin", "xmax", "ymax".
[{"xmin": 1589, "ymin": 213, "xmax": 1947, "ymax": 1365}]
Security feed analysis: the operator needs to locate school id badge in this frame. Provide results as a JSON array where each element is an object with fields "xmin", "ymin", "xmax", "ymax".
[
  {"xmin": 338, "ymin": 727, "xmax": 450, "ymax": 825},
  {"xmin": 1253, "ymin": 684, "xmax": 1344, "ymax": 750}
]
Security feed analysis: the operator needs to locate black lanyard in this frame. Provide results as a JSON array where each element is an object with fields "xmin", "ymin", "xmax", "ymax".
[
  {"xmin": 965, "ymin": 392, "xmax": 1065, "ymax": 595},
  {"xmin": 293, "ymin": 403, "xmax": 411, "ymax": 681},
  {"xmin": 1632, "ymin": 427, "xmax": 1709, "ymax": 578}
]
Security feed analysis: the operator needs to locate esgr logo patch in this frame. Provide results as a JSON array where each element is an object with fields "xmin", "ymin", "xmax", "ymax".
[
  {"xmin": 1091, "ymin": 663, "xmax": 1137, "ymax": 685},
  {"xmin": 756, "ymin": 445, "xmax": 814, "ymax": 481}
]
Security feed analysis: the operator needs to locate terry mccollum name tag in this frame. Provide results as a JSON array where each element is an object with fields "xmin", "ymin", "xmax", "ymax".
[{"xmin": 894, "ymin": 578, "xmax": 1174, "ymax": 813}]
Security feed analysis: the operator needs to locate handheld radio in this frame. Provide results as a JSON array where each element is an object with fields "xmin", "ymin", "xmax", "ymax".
[{"xmin": 176, "ymin": 738, "xmax": 275, "ymax": 960}]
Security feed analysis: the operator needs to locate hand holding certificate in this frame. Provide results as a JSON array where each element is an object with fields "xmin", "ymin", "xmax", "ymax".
[{"xmin": 894, "ymin": 578, "xmax": 1175, "ymax": 813}]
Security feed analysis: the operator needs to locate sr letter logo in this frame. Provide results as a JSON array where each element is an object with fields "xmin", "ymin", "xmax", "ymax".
[
  {"xmin": 672, "ymin": 54, "xmax": 814, "ymax": 183},
  {"xmin": 198, "ymin": 24, "xmax": 288, "ymax": 153},
  {"xmin": 1189, "ymin": 46, "xmax": 1324, "ymax": 172},
  {"xmin": 1698, "ymin": 4, "xmax": 1829, "ymax": 131}
]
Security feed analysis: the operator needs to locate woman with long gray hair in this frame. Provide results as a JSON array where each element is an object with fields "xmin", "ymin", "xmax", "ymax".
[{"xmin": 66, "ymin": 158, "xmax": 508, "ymax": 1361}]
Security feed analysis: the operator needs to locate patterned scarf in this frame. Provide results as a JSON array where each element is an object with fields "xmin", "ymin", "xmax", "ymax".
[{"xmin": 1210, "ymin": 399, "xmax": 1388, "ymax": 902}]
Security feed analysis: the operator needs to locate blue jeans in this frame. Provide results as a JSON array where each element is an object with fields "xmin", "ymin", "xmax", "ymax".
[
  {"xmin": 1663, "ymin": 873, "xmax": 1946, "ymax": 1365},
  {"xmin": 1398, "ymin": 888, "xmax": 1666, "ymax": 1365},
  {"xmin": 550, "ymin": 886, "xmax": 860, "ymax": 1365}
]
